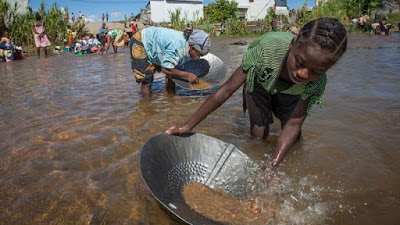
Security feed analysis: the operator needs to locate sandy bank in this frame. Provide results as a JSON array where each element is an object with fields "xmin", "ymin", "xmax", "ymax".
[{"xmin": 85, "ymin": 21, "xmax": 147, "ymax": 35}]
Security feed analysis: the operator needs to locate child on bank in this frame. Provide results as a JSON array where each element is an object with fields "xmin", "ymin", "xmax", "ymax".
[{"xmin": 166, "ymin": 18, "xmax": 347, "ymax": 174}]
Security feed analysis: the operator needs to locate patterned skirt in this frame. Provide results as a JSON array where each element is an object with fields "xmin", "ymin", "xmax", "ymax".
[{"xmin": 129, "ymin": 32, "xmax": 160, "ymax": 84}]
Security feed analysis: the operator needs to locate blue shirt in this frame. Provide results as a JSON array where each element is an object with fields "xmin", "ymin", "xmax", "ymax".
[
  {"xmin": 141, "ymin": 27, "xmax": 190, "ymax": 69},
  {"xmin": 98, "ymin": 27, "xmax": 106, "ymax": 35}
]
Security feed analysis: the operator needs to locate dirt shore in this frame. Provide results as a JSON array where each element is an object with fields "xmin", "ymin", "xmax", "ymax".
[
  {"xmin": 85, "ymin": 22, "xmax": 259, "ymax": 45},
  {"xmin": 85, "ymin": 21, "xmax": 146, "ymax": 34}
]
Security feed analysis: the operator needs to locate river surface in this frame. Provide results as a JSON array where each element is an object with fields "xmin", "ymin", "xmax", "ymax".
[{"xmin": 1, "ymin": 33, "xmax": 399, "ymax": 225}]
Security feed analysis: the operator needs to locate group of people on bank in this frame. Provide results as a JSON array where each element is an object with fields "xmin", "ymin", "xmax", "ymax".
[
  {"xmin": 0, "ymin": 36, "xmax": 23, "ymax": 62},
  {"xmin": 64, "ymin": 11, "xmax": 87, "ymax": 24},
  {"xmin": 96, "ymin": 23, "xmax": 132, "ymax": 55},
  {"xmin": 347, "ymin": 13, "xmax": 395, "ymax": 36}
]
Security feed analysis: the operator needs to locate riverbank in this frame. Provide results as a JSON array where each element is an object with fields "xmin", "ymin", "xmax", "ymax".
[
  {"xmin": 85, "ymin": 21, "xmax": 146, "ymax": 35},
  {"xmin": 18, "ymin": 29, "xmax": 399, "ymax": 59}
]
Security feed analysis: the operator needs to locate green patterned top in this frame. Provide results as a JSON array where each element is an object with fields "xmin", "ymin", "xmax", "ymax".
[{"xmin": 242, "ymin": 32, "xmax": 327, "ymax": 115}]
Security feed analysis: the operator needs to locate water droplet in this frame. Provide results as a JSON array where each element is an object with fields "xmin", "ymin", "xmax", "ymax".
[{"xmin": 168, "ymin": 203, "xmax": 177, "ymax": 209}]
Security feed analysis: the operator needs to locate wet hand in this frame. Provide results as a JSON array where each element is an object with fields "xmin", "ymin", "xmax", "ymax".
[
  {"xmin": 187, "ymin": 73, "xmax": 199, "ymax": 84},
  {"xmin": 264, "ymin": 165, "xmax": 279, "ymax": 188},
  {"xmin": 165, "ymin": 123, "xmax": 191, "ymax": 135}
]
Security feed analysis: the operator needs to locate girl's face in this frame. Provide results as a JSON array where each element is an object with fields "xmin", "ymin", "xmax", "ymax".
[
  {"xmin": 189, "ymin": 46, "xmax": 202, "ymax": 59},
  {"xmin": 286, "ymin": 41, "xmax": 334, "ymax": 84}
]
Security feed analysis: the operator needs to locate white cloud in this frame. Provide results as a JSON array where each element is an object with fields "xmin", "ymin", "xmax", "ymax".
[
  {"xmin": 111, "ymin": 12, "xmax": 123, "ymax": 18},
  {"xmin": 85, "ymin": 14, "xmax": 99, "ymax": 22}
]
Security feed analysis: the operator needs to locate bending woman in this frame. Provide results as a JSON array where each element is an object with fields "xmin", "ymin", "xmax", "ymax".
[{"xmin": 129, "ymin": 26, "xmax": 211, "ymax": 96}]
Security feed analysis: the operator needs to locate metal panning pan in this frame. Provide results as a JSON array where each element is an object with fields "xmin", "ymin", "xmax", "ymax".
[
  {"xmin": 172, "ymin": 53, "xmax": 227, "ymax": 90},
  {"xmin": 139, "ymin": 133, "xmax": 256, "ymax": 225}
]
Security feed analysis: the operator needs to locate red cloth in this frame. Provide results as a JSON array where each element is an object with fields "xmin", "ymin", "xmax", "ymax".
[{"xmin": 131, "ymin": 24, "xmax": 137, "ymax": 33}]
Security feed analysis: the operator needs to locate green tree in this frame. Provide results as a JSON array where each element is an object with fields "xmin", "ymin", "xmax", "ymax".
[
  {"xmin": 0, "ymin": 0, "xmax": 87, "ymax": 47},
  {"xmin": 0, "ymin": 0, "xmax": 11, "ymax": 37},
  {"xmin": 294, "ymin": 0, "xmax": 384, "ymax": 29},
  {"xmin": 314, "ymin": 0, "xmax": 382, "ymax": 18},
  {"xmin": 204, "ymin": 0, "xmax": 239, "ymax": 23}
]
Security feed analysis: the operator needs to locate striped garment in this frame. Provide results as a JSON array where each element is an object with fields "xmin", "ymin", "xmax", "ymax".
[{"xmin": 241, "ymin": 32, "xmax": 327, "ymax": 115}]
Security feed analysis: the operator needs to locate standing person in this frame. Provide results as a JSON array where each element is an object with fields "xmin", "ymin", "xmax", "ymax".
[
  {"xmin": 97, "ymin": 23, "xmax": 107, "ymax": 54},
  {"xmin": 185, "ymin": 23, "xmax": 193, "ymax": 35},
  {"xmin": 77, "ymin": 11, "xmax": 82, "ymax": 23},
  {"xmin": 166, "ymin": 18, "xmax": 347, "ymax": 177},
  {"xmin": 71, "ymin": 12, "xmax": 75, "ymax": 23},
  {"xmin": 130, "ymin": 21, "xmax": 137, "ymax": 34},
  {"xmin": 128, "ymin": 26, "xmax": 211, "ymax": 96},
  {"xmin": 271, "ymin": 14, "xmax": 277, "ymax": 31},
  {"xmin": 130, "ymin": 13, "xmax": 134, "ymax": 21},
  {"xmin": 98, "ymin": 23, "xmax": 107, "ymax": 37},
  {"xmin": 379, "ymin": 17, "xmax": 391, "ymax": 35},
  {"xmin": 33, "ymin": 13, "xmax": 51, "ymax": 58},
  {"xmin": 66, "ymin": 24, "xmax": 76, "ymax": 45},
  {"xmin": 106, "ymin": 12, "xmax": 109, "ymax": 22},
  {"xmin": 102, "ymin": 13, "xmax": 105, "ymax": 22},
  {"xmin": 64, "ymin": 11, "xmax": 69, "ymax": 23}
]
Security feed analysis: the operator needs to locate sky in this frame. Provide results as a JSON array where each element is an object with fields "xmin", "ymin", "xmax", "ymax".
[{"xmin": 28, "ymin": 0, "xmax": 316, "ymax": 23}]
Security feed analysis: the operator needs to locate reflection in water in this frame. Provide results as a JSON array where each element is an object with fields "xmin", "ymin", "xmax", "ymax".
[{"xmin": 1, "ymin": 34, "xmax": 399, "ymax": 224}]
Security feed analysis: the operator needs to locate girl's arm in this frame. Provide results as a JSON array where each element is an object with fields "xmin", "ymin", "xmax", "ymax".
[
  {"xmin": 166, "ymin": 66, "xmax": 247, "ymax": 134},
  {"xmin": 161, "ymin": 68, "xmax": 199, "ymax": 84},
  {"xmin": 33, "ymin": 24, "xmax": 38, "ymax": 34},
  {"xmin": 271, "ymin": 97, "xmax": 310, "ymax": 167}
]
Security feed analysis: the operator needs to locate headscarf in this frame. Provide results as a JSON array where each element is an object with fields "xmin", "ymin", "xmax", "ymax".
[{"xmin": 187, "ymin": 29, "xmax": 211, "ymax": 55}]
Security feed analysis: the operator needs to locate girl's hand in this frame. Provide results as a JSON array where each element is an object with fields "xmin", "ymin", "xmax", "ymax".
[
  {"xmin": 165, "ymin": 123, "xmax": 191, "ymax": 135},
  {"xmin": 264, "ymin": 160, "xmax": 280, "ymax": 188},
  {"xmin": 187, "ymin": 73, "xmax": 199, "ymax": 84},
  {"xmin": 264, "ymin": 166, "xmax": 279, "ymax": 188}
]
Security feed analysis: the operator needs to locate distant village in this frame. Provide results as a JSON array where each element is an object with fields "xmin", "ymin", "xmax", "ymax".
[
  {"xmin": 0, "ymin": 0, "xmax": 324, "ymax": 24},
  {"xmin": 136, "ymin": 0, "xmax": 290, "ymax": 25}
]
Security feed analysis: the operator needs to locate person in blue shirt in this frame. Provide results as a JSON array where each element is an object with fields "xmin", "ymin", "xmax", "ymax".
[
  {"xmin": 98, "ymin": 23, "xmax": 107, "ymax": 35},
  {"xmin": 129, "ymin": 26, "xmax": 211, "ymax": 96},
  {"xmin": 98, "ymin": 23, "xmax": 107, "ymax": 47}
]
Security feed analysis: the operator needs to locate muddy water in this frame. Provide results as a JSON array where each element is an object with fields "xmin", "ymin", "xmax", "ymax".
[{"xmin": 0, "ymin": 33, "xmax": 399, "ymax": 225}]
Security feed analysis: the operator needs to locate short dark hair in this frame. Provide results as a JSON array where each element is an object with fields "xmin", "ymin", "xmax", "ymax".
[
  {"xmin": 36, "ymin": 13, "xmax": 41, "ymax": 21},
  {"xmin": 296, "ymin": 17, "xmax": 347, "ymax": 62}
]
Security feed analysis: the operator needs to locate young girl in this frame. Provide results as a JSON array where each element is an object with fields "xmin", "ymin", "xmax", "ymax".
[
  {"xmin": 33, "ymin": 13, "xmax": 51, "ymax": 58},
  {"xmin": 166, "ymin": 17, "xmax": 347, "ymax": 171},
  {"xmin": 129, "ymin": 26, "xmax": 211, "ymax": 96}
]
